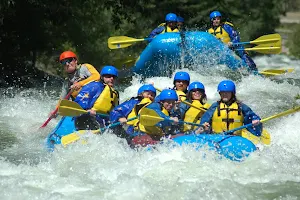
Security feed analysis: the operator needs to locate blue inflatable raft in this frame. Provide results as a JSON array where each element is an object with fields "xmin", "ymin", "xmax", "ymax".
[
  {"xmin": 45, "ymin": 117, "xmax": 76, "ymax": 151},
  {"xmin": 172, "ymin": 134, "xmax": 256, "ymax": 162},
  {"xmin": 46, "ymin": 116, "xmax": 256, "ymax": 161},
  {"xmin": 131, "ymin": 31, "xmax": 247, "ymax": 77}
]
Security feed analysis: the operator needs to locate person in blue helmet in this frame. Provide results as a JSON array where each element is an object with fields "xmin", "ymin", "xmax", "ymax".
[
  {"xmin": 155, "ymin": 71, "xmax": 190, "ymax": 102},
  {"xmin": 179, "ymin": 81, "xmax": 211, "ymax": 133},
  {"xmin": 148, "ymin": 13, "xmax": 179, "ymax": 42},
  {"xmin": 195, "ymin": 80, "xmax": 262, "ymax": 136},
  {"xmin": 177, "ymin": 16, "xmax": 185, "ymax": 31},
  {"xmin": 74, "ymin": 65, "xmax": 119, "ymax": 129},
  {"xmin": 130, "ymin": 89, "xmax": 180, "ymax": 147},
  {"xmin": 207, "ymin": 11, "xmax": 258, "ymax": 72},
  {"xmin": 109, "ymin": 84, "xmax": 156, "ymax": 140}
]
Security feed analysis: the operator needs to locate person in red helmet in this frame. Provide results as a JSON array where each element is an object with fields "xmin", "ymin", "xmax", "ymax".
[
  {"xmin": 49, "ymin": 51, "xmax": 100, "ymax": 117},
  {"xmin": 58, "ymin": 51, "xmax": 100, "ymax": 99}
]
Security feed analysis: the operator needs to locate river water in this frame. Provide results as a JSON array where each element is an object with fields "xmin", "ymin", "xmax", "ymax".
[{"xmin": 0, "ymin": 55, "xmax": 300, "ymax": 200}]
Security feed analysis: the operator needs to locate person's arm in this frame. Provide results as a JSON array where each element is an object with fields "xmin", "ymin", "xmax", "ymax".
[
  {"xmin": 109, "ymin": 99, "xmax": 138, "ymax": 123},
  {"xmin": 193, "ymin": 102, "xmax": 218, "ymax": 134},
  {"xmin": 178, "ymin": 102, "xmax": 189, "ymax": 120},
  {"xmin": 199, "ymin": 102, "xmax": 218, "ymax": 125},
  {"xmin": 147, "ymin": 26, "xmax": 165, "ymax": 42},
  {"xmin": 223, "ymin": 23, "xmax": 240, "ymax": 44},
  {"xmin": 77, "ymin": 64, "xmax": 100, "ymax": 87},
  {"xmin": 241, "ymin": 103, "xmax": 262, "ymax": 136}
]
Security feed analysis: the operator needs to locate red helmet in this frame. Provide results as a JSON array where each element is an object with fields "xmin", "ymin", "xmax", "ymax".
[{"xmin": 59, "ymin": 51, "xmax": 77, "ymax": 61}]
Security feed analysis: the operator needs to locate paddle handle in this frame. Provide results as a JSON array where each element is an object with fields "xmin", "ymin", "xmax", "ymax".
[
  {"xmin": 110, "ymin": 38, "xmax": 150, "ymax": 45},
  {"xmin": 39, "ymin": 90, "xmax": 73, "ymax": 128},
  {"xmin": 233, "ymin": 41, "xmax": 250, "ymax": 45},
  {"xmin": 223, "ymin": 123, "xmax": 253, "ymax": 135},
  {"xmin": 181, "ymin": 121, "xmax": 202, "ymax": 127},
  {"xmin": 100, "ymin": 116, "xmax": 139, "ymax": 132}
]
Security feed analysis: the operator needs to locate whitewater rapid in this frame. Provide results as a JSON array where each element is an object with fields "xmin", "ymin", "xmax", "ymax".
[{"xmin": 0, "ymin": 55, "xmax": 300, "ymax": 199}]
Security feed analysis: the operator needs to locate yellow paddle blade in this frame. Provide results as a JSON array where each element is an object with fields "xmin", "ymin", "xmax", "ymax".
[
  {"xmin": 250, "ymin": 34, "xmax": 281, "ymax": 45},
  {"xmin": 114, "ymin": 57, "xmax": 137, "ymax": 69},
  {"xmin": 259, "ymin": 68, "xmax": 295, "ymax": 76},
  {"xmin": 58, "ymin": 105, "xmax": 87, "ymax": 117},
  {"xmin": 245, "ymin": 41, "xmax": 281, "ymax": 54},
  {"xmin": 263, "ymin": 68, "xmax": 294, "ymax": 74},
  {"xmin": 61, "ymin": 133, "xmax": 80, "ymax": 147},
  {"xmin": 139, "ymin": 108, "xmax": 165, "ymax": 126},
  {"xmin": 60, "ymin": 99, "xmax": 84, "ymax": 110},
  {"xmin": 108, "ymin": 36, "xmax": 146, "ymax": 49},
  {"xmin": 61, "ymin": 130, "xmax": 100, "ymax": 147},
  {"xmin": 241, "ymin": 129, "xmax": 271, "ymax": 145}
]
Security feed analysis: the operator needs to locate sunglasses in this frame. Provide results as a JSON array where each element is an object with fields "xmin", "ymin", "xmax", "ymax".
[
  {"xmin": 61, "ymin": 58, "xmax": 74, "ymax": 65},
  {"xmin": 164, "ymin": 100, "xmax": 175, "ymax": 104},
  {"xmin": 103, "ymin": 74, "xmax": 116, "ymax": 79},
  {"xmin": 191, "ymin": 89, "xmax": 203, "ymax": 93}
]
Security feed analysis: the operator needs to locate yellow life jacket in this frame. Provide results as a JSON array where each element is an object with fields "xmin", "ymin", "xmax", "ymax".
[
  {"xmin": 211, "ymin": 101, "xmax": 244, "ymax": 135},
  {"xmin": 176, "ymin": 90, "xmax": 187, "ymax": 101},
  {"xmin": 207, "ymin": 22, "xmax": 233, "ymax": 44},
  {"xmin": 183, "ymin": 100, "xmax": 210, "ymax": 131},
  {"xmin": 91, "ymin": 85, "xmax": 119, "ymax": 114},
  {"xmin": 127, "ymin": 98, "xmax": 152, "ymax": 127},
  {"xmin": 138, "ymin": 106, "xmax": 169, "ymax": 136},
  {"xmin": 159, "ymin": 23, "xmax": 179, "ymax": 33}
]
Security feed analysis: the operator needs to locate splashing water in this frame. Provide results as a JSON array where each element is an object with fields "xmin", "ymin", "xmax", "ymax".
[{"xmin": 1, "ymin": 55, "xmax": 300, "ymax": 199}]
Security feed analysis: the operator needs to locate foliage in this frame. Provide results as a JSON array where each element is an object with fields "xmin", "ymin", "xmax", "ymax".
[
  {"xmin": 0, "ymin": 0, "xmax": 288, "ymax": 87},
  {"xmin": 288, "ymin": 24, "xmax": 300, "ymax": 58}
]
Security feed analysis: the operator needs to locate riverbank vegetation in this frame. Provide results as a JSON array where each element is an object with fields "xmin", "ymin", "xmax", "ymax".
[{"xmin": 0, "ymin": 0, "xmax": 290, "ymax": 87}]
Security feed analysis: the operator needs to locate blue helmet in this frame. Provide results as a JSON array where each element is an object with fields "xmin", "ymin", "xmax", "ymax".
[
  {"xmin": 137, "ymin": 84, "xmax": 157, "ymax": 96},
  {"xmin": 177, "ymin": 16, "xmax": 184, "ymax": 23},
  {"xmin": 101, "ymin": 65, "xmax": 118, "ymax": 77},
  {"xmin": 160, "ymin": 89, "xmax": 178, "ymax": 101},
  {"xmin": 188, "ymin": 81, "xmax": 205, "ymax": 92},
  {"xmin": 210, "ymin": 11, "xmax": 222, "ymax": 21},
  {"xmin": 165, "ymin": 13, "xmax": 177, "ymax": 22},
  {"xmin": 174, "ymin": 71, "xmax": 190, "ymax": 84},
  {"xmin": 217, "ymin": 80, "xmax": 236, "ymax": 93}
]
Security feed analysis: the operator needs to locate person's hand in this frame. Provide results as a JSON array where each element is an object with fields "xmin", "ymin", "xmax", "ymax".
[
  {"xmin": 170, "ymin": 117, "xmax": 179, "ymax": 124},
  {"xmin": 87, "ymin": 109, "xmax": 96, "ymax": 116},
  {"xmin": 227, "ymin": 42, "xmax": 233, "ymax": 47},
  {"xmin": 119, "ymin": 117, "xmax": 128, "ymax": 124},
  {"xmin": 48, "ymin": 110, "xmax": 58, "ymax": 118},
  {"xmin": 195, "ymin": 122, "xmax": 210, "ymax": 134},
  {"xmin": 70, "ymin": 82, "xmax": 81, "ymax": 90},
  {"xmin": 195, "ymin": 125, "xmax": 205, "ymax": 134},
  {"xmin": 252, "ymin": 119, "xmax": 260, "ymax": 126},
  {"xmin": 203, "ymin": 122, "xmax": 210, "ymax": 131}
]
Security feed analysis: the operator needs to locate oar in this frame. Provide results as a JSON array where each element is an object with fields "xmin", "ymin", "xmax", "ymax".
[
  {"xmin": 61, "ymin": 116, "xmax": 138, "ymax": 146},
  {"xmin": 236, "ymin": 42, "xmax": 281, "ymax": 54},
  {"xmin": 259, "ymin": 68, "xmax": 294, "ymax": 76},
  {"xmin": 241, "ymin": 129, "xmax": 271, "ymax": 145},
  {"xmin": 233, "ymin": 34, "xmax": 281, "ymax": 46},
  {"xmin": 108, "ymin": 36, "xmax": 150, "ymax": 49},
  {"xmin": 139, "ymin": 108, "xmax": 202, "ymax": 127},
  {"xmin": 222, "ymin": 106, "xmax": 300, "ymax": 136},
  {"xmin": 39, "ymin": 90, "xmax": 73, "ymax": 128},
  {"xmin": 58, "ymin": 100, "xmax": 109, "ymax": 118},
  {"xmin": 154, "ymin": 86, "xmax": 207, "ymax": 112},
  {"xmin": 114, "ymin": 57, "xmax": 137, "ymax": 69}
]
